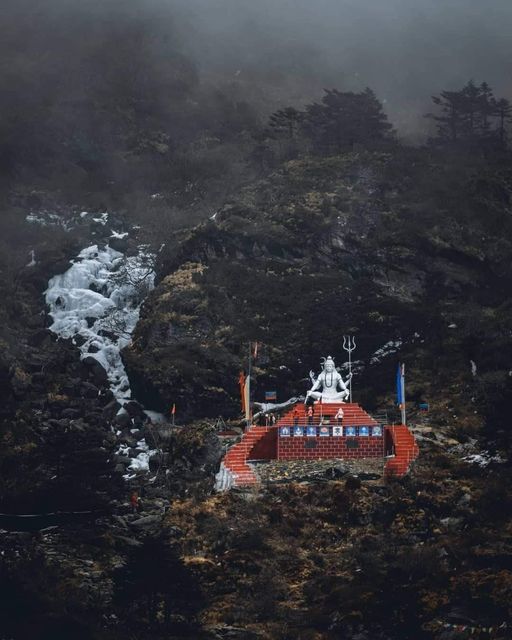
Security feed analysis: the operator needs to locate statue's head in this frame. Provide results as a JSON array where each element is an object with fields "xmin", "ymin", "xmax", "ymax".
[{"xmin": 324, "ymin": 356, "xmax": 335, "ymax": 372}]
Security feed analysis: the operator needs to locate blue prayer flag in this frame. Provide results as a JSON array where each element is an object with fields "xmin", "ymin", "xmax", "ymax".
[{"xmin": 396, "ymin": 363, "xmax": 403, "ymax": 406}]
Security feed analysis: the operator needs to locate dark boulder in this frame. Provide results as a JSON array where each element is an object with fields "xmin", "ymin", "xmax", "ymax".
[
  {"xmin": 109, "ymin": 236, "xmax": 129, "ymax": 253},
  {"xmin": 61, "ymin": 378, "xmax": 82, "ymax": 396},
  {"xmin": 27, "ymin": 328, "xmax": 52, "ymax": 347},
  {"xmin": 97, "ymin": 328, "xmax": 118, "ymax": 341},
  {"xmin": 102, "ymin": 399, "xmax": 121, "ymax": 420},
  {"xmin": 130, "ymin": 515, "xmax": 162, "ymax": 532},
  {"xmin": 124, "ymin": 400, "xmax": 145, "ymax": 419},
  {"xmin": 345, "ymin": 475, "xmax": 362, "ymax": 491},
  {"xmin": 61, "ymin": 408, "xmax": 81, "ymax": 419},
  {"xmin": 81, "ymin": 356, "xmax": 108, "ymax": 386},
  {"xmin": 324, "ymin": 465, "xmax": 350, "ymax": 479},
  {"xmin": 81, "ymin": 381, "xmax": 100, "ymax": 399},
  {"xmin": 114, "ymin": 411, "xmax": 132, "ymax": 429}
]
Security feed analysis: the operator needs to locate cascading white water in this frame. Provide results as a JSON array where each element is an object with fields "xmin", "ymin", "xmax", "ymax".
[
  {"xmin": 44, "ymin": 234, "xmax": 161, "ymax": 479},
  {"xmin": 45, "ymin": 244, "xmax": 154, "ymax": 402}
]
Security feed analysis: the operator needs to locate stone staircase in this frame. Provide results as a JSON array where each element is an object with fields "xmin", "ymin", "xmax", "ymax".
[
  {"xmin": 384, "ymin": 424, "xmax": 419, "ymax": 477},
  {"xmin": 215, "ymin": 425, "xmax": 272, "ymax": 490}
]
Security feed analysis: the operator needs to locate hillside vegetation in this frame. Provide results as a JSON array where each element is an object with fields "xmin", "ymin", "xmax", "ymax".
[{"xmin": 0, "ymin": 5, "xmax": 511, "ymax": 636}]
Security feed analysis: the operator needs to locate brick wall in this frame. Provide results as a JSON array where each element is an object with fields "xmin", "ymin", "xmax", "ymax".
[
  {"xmin": 278, "ymin": 435, "xmax": 384, "ymax": 460},
  {"xmin": 249, "ymin": 428, "xmax": 278, "ymax": 460}
]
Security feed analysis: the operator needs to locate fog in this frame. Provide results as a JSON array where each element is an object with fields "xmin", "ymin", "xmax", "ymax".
[
  {"xmin": 2, "ymin": 0, "xmax": 511, "ymax": 142},
  {"xmin": 171, "ymin": 0, "xmax": 512, "ymax": 136}
]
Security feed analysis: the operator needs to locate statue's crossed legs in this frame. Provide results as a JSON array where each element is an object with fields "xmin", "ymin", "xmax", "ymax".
[{"xmin": 305, "ymin": 389, "xmax": 349, "ymax": 404}]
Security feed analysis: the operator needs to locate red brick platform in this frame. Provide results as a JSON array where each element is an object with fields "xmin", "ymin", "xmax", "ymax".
[
  {"xmin": 216, "ymin": 402, "xmax": 419, "ymax": 490},
  {"xmin": 276, "ymin": 403, "xmax": 381, "ymax": 460}
]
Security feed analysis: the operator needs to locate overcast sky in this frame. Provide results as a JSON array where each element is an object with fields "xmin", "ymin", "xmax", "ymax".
[
  {"xmin": 3, "ymin": 0, "xmax": 511, "ymax": 139},
  {"xmin": 170, "ymin": 0, "xmax": 512, "ymax": 137}
]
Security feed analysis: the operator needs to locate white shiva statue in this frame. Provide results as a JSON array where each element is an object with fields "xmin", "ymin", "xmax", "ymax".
[{"xmin": 305, "ymin": 356, "xmax": 351, "ymax": 403}]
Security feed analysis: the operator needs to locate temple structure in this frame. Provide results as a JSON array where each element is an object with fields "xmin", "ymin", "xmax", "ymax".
[{"xmin": 215, "ymin": 355, "xmax": 419, "ymax": 491}]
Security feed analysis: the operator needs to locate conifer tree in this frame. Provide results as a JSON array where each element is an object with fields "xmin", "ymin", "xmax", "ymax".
[
  {"xmin": 429, "ymin": 81, "xmax": 510, "ymax": 148},
  {"xmin": 303, "ymin": 88, "xmax": 392, "ymax": 154},
  {"xmin": 461, "ymin": 80, "xmax": 484, "ymax": 137},
  {"xmin": 429, "ymin": 89, "xmax": 467, "ymax": 142},
  {"xmin": 267, "ymin": 107, "xmax": 303, "ymax": 140},
  {"xmin": 494, "ymin": 98, "xmax": 512, "ymax": 145},
  {"xmin": 479, "ymin": 81, "xmax": 496, "ymax": 134}
]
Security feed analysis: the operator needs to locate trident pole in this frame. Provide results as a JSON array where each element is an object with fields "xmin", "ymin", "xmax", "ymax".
[
  {"xmin": 342, "ymin": 335, "xmax": 356, "ymax": 402},
  {"xmin": 247, "ymin": 342, "xmax": 252, "ymax": 424}
]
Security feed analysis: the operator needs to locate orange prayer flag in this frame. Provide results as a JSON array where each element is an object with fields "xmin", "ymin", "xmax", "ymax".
[{"xmin": 239, "ymin": 371, "xmax": 246, "ymax": 413}]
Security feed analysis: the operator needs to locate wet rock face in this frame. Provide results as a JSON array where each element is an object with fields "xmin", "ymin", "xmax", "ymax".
[
  {"xmin": 125, "ymin": 153, "xmax": 512, "ymax": 422},
  {"xmin": 0, "ymin": 319, "xmax": 123, "ymax": 514},
  {"xmin": 0, "ymin": 239, "xmax": 126, "ymax": 514},
  {"xmin": 123, "ymin": 262, "xmax": 241, "ymax": 418},
  {"xmin": 161, "ymin": 423, "xmax": 224, "ymax": 496}
]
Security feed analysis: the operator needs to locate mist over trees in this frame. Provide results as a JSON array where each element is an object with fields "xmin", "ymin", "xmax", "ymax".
[
  {"xmin": 1, "ymin": 0, "xmax": 512, "ymax": 167},
  {"xmin": 0, "ymin": 0, "xmax": 511, "ymax": 215},
  {"xmin": 0, "ymin": 0, "xmax": 259, "ymax": 202},
  {"xmin": 170, "ymin": 0, "xmax": 512, "ymax": 136},
  {"xmin": 428, "ymin": 81, "xmax": 512, "ymax": 147}
]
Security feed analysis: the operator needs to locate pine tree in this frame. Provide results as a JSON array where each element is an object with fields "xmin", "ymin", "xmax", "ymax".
[
  {"xmin": 359, "ymin": 87, "xmax": 394, "ymax": 143},
  {"xmin": 429, "ymin": 89, "xmax": 468, "ymax": 142},
  {"xmin": 428, "ymin": 81, "xmax": 510, "ymax": 147},
  {"xmin": 479, "ymin": 81, "xmax": 495, "ymax": 134},
  {"xmin": 494, "ymin": 98, "xmax": 512, "ymax": 145},
  {"xmin": 267, "ymin": 107, "xmax": 303, "ymax": 140},
  {"xmin": 304, "ymin": 88, "xmax": 392, "ymax": 154},
  {"xmin": 461, "ymin": 80, "xmax": 484, "ymax": 137}
]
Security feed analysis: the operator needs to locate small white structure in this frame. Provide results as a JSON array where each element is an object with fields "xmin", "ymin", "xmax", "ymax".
[{"xmin": 306, "ymin": 356, "xmax": 351, "ymax": 403}]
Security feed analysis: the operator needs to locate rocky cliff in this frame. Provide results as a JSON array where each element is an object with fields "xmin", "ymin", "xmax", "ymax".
[
  {"xmin": 1, "ymin": 144, "xmax": 512, "ymax": 639},
  {"xmin": 124, "ymin": 148, "xmax": 512, "ymax": 439}
]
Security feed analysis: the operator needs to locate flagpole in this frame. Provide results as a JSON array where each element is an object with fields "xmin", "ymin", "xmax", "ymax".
[
  {"xmin": 401, "ymin": 364, "xmax": 406, "ymax": 425},
  {"xmin": 247, "ymin": 342, "xmax": 252, "ymax": 424}
]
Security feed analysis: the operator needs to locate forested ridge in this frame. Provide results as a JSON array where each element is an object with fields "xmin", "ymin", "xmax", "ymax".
[{"xmin": 1, "ymin": 2, "xmax": 512, "ymax": 639}]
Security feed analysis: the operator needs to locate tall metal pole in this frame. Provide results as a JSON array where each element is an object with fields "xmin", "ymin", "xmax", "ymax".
[
  {"xmin": 401, "ymin": 363, "xmax": 406, "ymax": 425},
  {"xmin": 342, "ymin": 335, "xmax": 356, "ymax": 402},
  {"xmin": 247, "ymin": 342, "xmax": 252, "ymax": 424}
]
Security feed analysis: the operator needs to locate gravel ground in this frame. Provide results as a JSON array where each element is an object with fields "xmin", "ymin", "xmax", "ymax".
[{"xmin": 252, "ymin": 458, "xmax": 384, "ymax": 484}]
